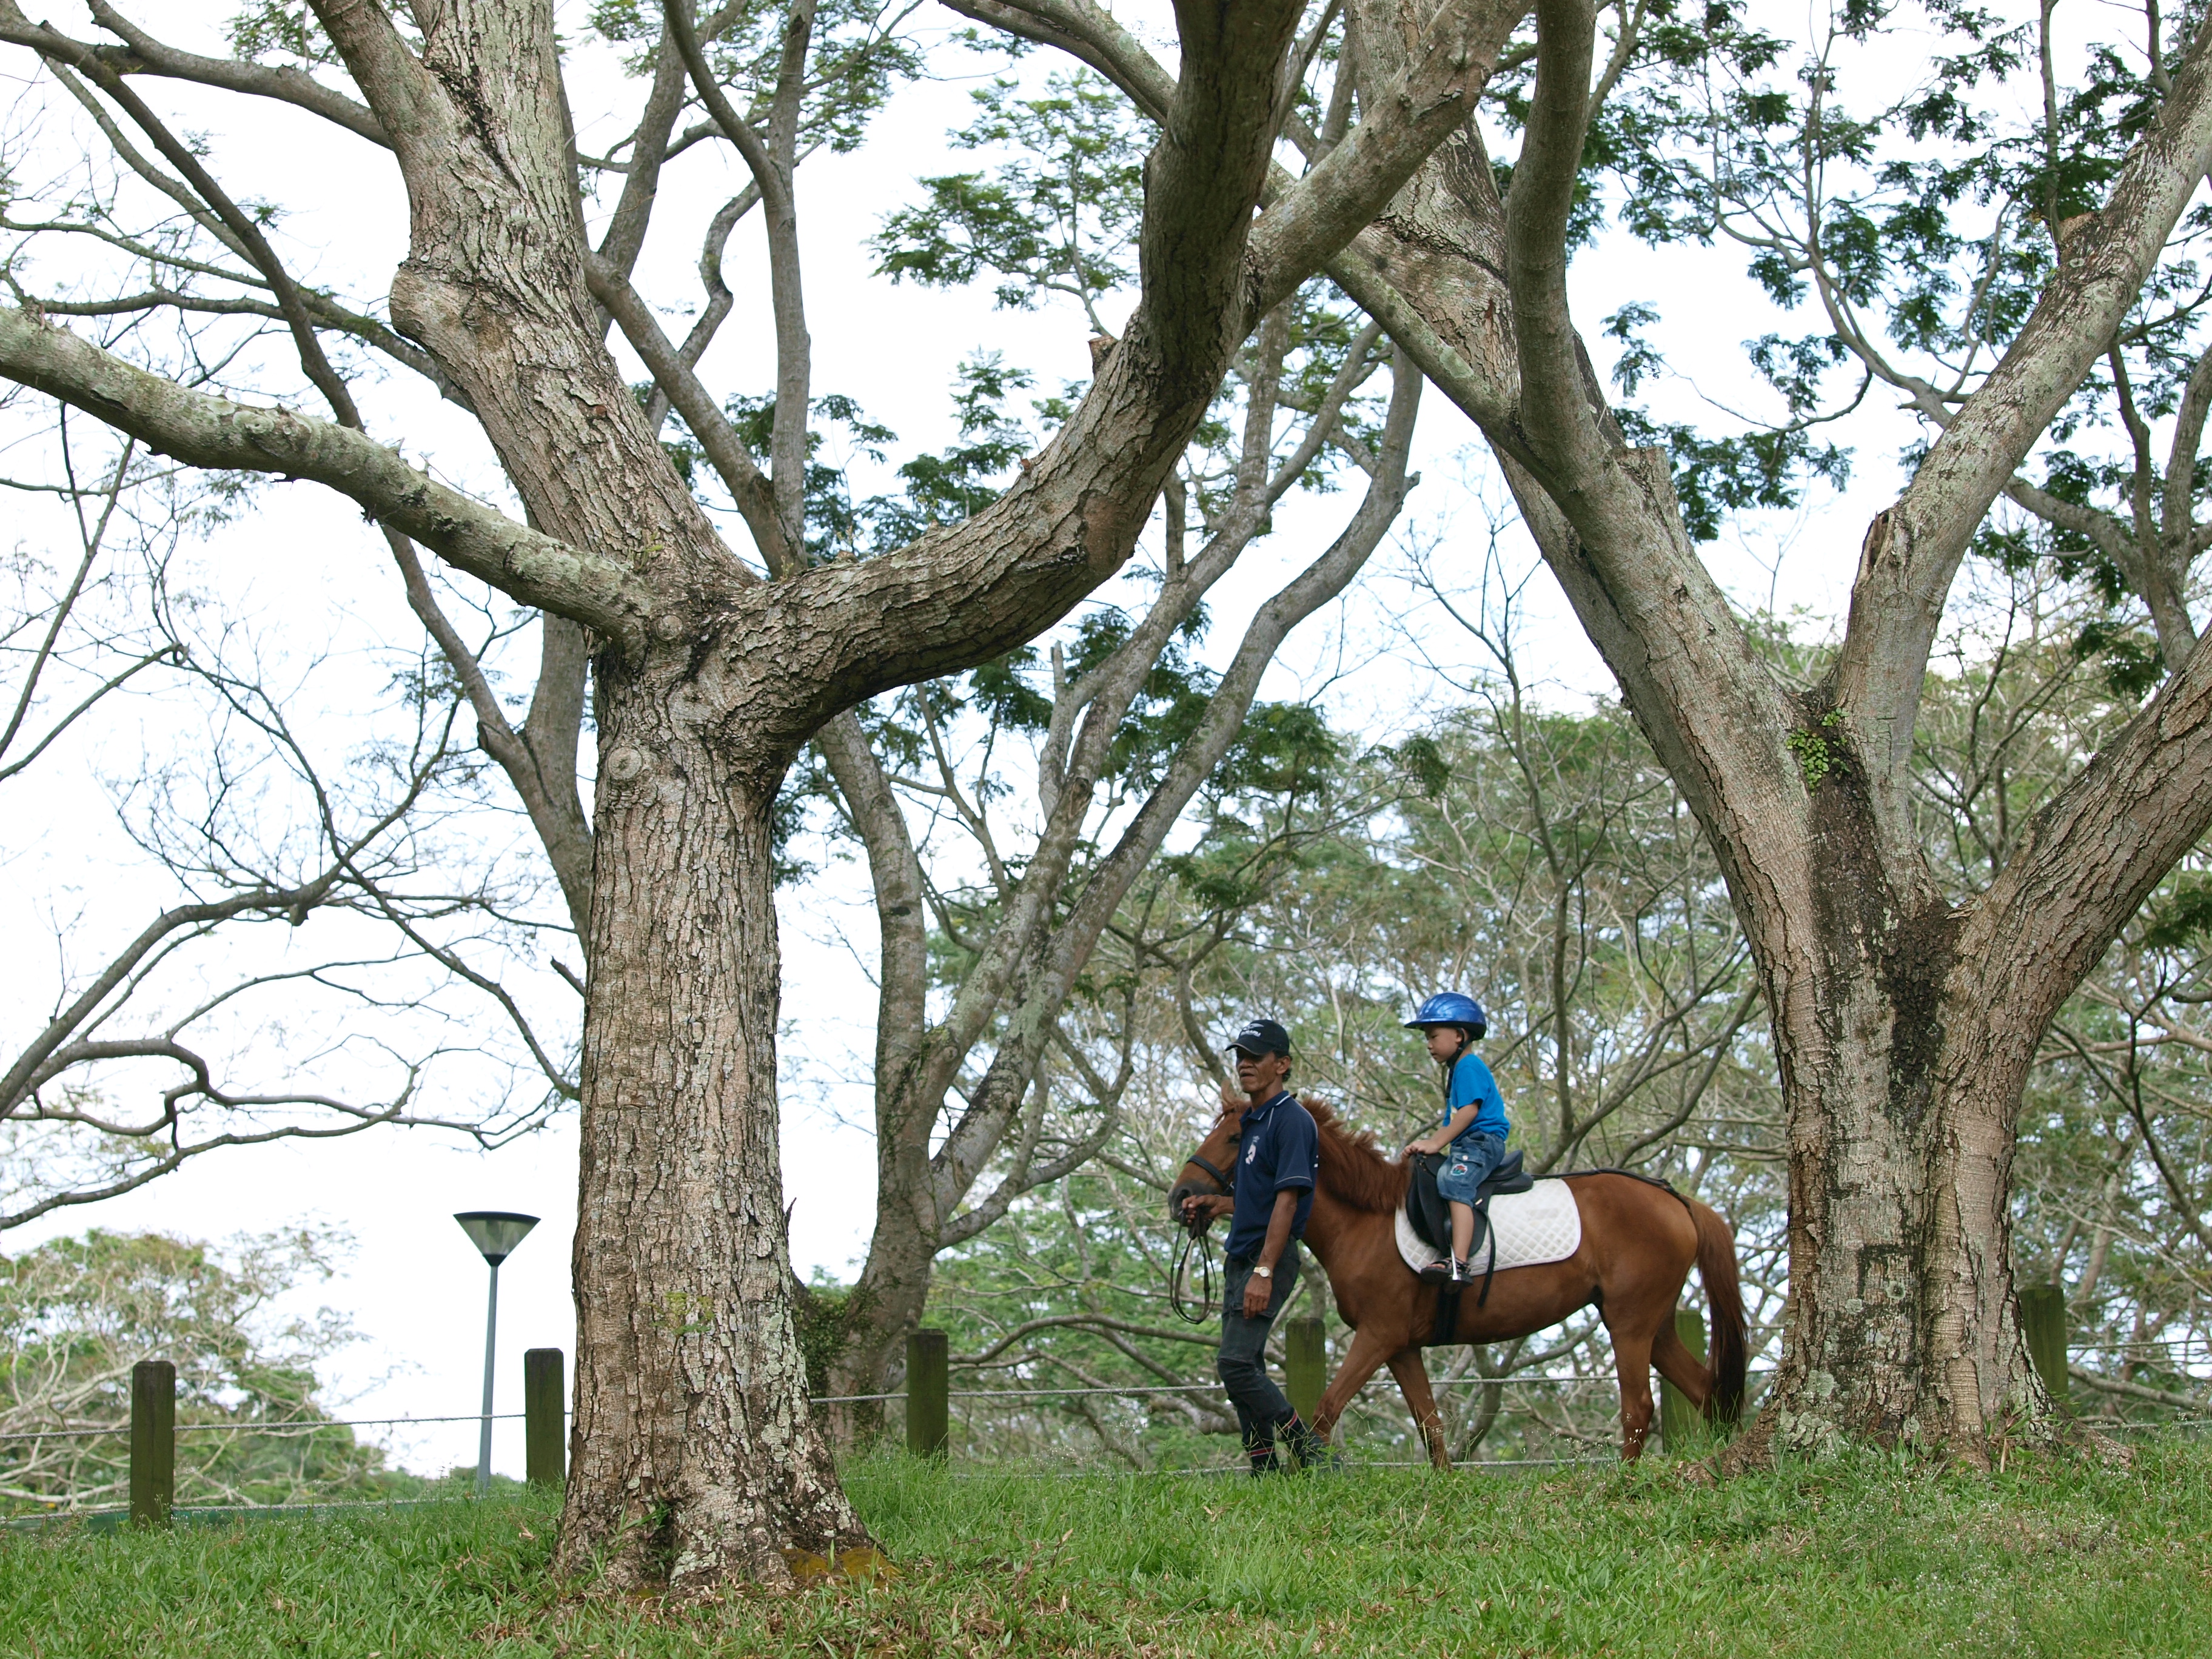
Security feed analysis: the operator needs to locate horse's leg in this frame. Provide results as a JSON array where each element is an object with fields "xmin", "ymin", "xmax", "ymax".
[
  {"xmin": 1310, "ymin": 1324, "xmax": 1395, "ymax": 1443},
  {"xmin": 1385, "ymin": 1347, "xmax": 1450, "ymax": 1470},
  {"xmin": 1606, "ymin": 1313, "xmax": 1661, "ymax": 1463},
  {"xmin": 1651, "ymin": 1315, "xmax": 1709, "ymax": 1416}
]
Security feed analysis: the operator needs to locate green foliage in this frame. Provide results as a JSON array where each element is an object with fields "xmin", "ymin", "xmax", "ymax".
[
  {"xmin": 874, "ymin": 73, "xmax": 1145, "ymax": 326},
  {"xmin": 2140, "ymin": 874, "xmax": 2212, "ymax": 953},
  {"xmin": 863, "ymin": 356, "xmax": 1036, "ymax": 547},
  {"xmin": 1603, "ymin": 301, "xmax": 1851, "ymax": 541},
  {"xmin": 1617, "ymin": 407, "xmax": 1853, "ymax": 543},
  {"xmin": 226, "ymin": 2, "xmax": 364, "ymax": 65},
  {"xmin": 588, "ymin": 0, "xmax": 922, "ymax": 157},
  {"xmin": 685, "ymin": 356, "xmax": 1034, "ymax": 564},
  {"xmin": 1574, "ymin": 0, "xmax": 2212, "ymax": 601},
  {"xmin": 9, "ymin": 1450, "xmax": 2212, "ymax": 1654},
  {"xmin": 1386, "ymin": 732, "xmax": 1452, "ymax": 799},
  {"xmin": 789, "ymin": 1280, "xmax": 871, "ymax": 1398},
  {"xmin": 1971, "ymin": 518, "xmax": 2164, "ymax": 701},
  {"xmin": 1786, "ymin": 709, "xmax": 1846, "ymax": 792}
]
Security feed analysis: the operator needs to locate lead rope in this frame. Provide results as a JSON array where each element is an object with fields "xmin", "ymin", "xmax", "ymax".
[{"xmin": 1171, "ymin": 1222, "xmax": 1217, "ymax": 1325}]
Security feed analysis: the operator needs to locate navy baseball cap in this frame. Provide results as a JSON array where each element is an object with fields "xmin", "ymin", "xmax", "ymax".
[{"xmin": 1225, "ymin": 1018, "xmax": 1292, "ymax": 1057}]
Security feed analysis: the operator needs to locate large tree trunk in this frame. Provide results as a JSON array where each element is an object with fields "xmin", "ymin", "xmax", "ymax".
[
  {"xmin": 1737, "ymin": 777, "xmax": 2042, "ymax": 1456},
  {"xmin": 563, "ymin": 668, "xmax": 859, "ymax": 1586},
  {"xmin": 1760, "ymin": 972, "xmax": 2042, "ymax": 1459}
]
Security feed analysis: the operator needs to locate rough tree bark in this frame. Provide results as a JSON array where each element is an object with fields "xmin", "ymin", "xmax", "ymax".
[
  {"xmin": 986, "ymin": 0, "xmax": 2212, "ymax": 1460},
  {"xmin": 0, "ymin": 0, "xmax": 1503, "ymax": 1584}
]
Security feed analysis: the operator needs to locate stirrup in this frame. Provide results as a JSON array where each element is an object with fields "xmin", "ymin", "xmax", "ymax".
[
  {"xmin": 1418, "ymin": 1258, "xmax": 1451, "ymax": 1281},
  {"xmin": 1449, "ymin": 1256, "xmax": 1474, "ymax": 1283}
]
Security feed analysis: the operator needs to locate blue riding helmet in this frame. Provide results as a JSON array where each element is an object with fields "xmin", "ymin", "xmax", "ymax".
[{"xmin": 1405, "ymin": 991, "xmax": 1487, "ymax": 1039}]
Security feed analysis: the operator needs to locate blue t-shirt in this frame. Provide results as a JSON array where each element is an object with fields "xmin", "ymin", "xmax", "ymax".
[
  {"xmin": 1443, "ymin": 1053, "xmax": 1509, "ymax": 1142},
  {"xmin": 1224, "ymin": 1091, "xmax": 1318, "ymax": 1259}
]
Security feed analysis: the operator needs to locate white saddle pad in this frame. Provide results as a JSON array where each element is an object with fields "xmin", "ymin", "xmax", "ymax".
[{"xmin": 1395, "ymin": 1179, "xmax": 1583, "ymax": 1276}]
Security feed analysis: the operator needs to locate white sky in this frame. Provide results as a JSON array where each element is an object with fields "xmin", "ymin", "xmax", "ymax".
[{"xmin": 0, "ymin": 1, "xmax": 2132, "ymax": 1475}]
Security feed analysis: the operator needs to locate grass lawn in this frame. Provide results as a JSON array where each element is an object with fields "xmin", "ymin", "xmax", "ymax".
[{"xmin": 5, "ymin": 1442, "xmax": 2209, "ymax": 1657}]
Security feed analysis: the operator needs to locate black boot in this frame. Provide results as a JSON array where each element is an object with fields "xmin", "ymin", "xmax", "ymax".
[{"xmin": 1285, "ymin": 1413, "xmax": 1346, "ymax": 1472}]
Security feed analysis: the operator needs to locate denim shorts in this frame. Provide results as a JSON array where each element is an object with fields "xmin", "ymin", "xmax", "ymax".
[{"xmin": 1436, "ymin": 1131, "xmax": 1507, "ymax": 1205}]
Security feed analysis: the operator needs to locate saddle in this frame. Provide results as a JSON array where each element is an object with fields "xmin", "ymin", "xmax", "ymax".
[
  {"xmin": 1406, "ymin": 1147, "xmax": 1532, "ymax": 1255},
  {"xmin": 1406, "ymin": 1148, "xmax": 1533, "ymax": 1344}
]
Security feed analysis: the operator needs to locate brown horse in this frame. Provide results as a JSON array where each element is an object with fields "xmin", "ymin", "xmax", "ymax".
[{"xmin": 1170, "ymin": 1096, "xmax": 1746, "ymax": 1465}]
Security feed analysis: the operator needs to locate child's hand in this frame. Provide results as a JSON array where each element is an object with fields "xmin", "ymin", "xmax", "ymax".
[{"xmin": 1404, "ymin": 1135, "xmax": 1440, "ymax": 1158}]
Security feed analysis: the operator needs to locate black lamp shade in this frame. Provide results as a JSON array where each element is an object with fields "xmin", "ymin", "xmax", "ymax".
[{"xmin": 454, "ymin": 1211, "xmax": 539, "ymax": 1265}]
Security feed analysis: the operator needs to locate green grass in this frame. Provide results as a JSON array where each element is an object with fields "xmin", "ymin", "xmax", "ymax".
[{"xmin": 5, "ymin": 1443, "xmax": 2210, "ymax": 1657}]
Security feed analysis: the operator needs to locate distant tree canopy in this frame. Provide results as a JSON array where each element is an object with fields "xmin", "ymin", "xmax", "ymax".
[{"xmin": 0, "ymin": 1228, "xmax": 399, "ymax": 1512}]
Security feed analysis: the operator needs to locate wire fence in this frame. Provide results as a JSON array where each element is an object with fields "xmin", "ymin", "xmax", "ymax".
[
  {"xmin": 8, "ymin": 1332, "xmax": 2207, "ymax": 1519},
  {"xmin": 0, "ymin": 1412, "xmax": 529, "ymax": 1445}
]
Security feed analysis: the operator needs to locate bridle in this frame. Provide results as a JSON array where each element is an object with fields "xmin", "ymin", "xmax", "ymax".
[
  {"xmin": 1181, "ymin": 1150, "xmax": 1236, "ymax": 1193},
  {"xmin": 1170, "ymin": 1123, "xmax": 1241, "ymax": 1326}
]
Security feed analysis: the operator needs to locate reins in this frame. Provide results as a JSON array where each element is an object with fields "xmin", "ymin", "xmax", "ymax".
[
  {"xmin": 1171, "ymin": 1224, "xmax": 1216, "ymax": 1325},
  {"xmin": 1171, "ymin": 1148, "xmax": 1236, "ymax": 1325}
]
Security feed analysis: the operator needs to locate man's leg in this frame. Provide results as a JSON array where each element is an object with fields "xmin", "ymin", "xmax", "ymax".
[{"xmin": 1216, "ymin": 1255, "xmax": 1317, "ymax": 1473}]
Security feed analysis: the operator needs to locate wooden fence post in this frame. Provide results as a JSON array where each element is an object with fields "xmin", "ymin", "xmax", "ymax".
[
  {"xmin": 524, "ymin": 1347, "xmax": 565, "ymax": 1486},
  {"xmin": 2020, "ymin": 1282, "xmax": 2070, "ymax": 1410},
  {"xmin": 905, "ymin": 1329, "xmax": 948, "ymax": 1460},
  {"xmin": 1658, "ymin": 1308, "xmax": 1708, "ymax": 1454},
  {"xmin": 1285, "ymin": 1316, "xmax": 1325, "ymax": 1426},
  {"xmin": 129, "ymin": 1358, "xmax": 175, "ymax": 1527}
]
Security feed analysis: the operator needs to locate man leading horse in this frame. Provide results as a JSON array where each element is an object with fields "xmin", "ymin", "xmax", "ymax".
[
  {"xmin": 1176, "ymin": 1017, "xmax": 1330, "ymax": 1475},
  {"xmin": 1171, "ymin": 1011, "xmax": 1749, "ymax": 1466}
]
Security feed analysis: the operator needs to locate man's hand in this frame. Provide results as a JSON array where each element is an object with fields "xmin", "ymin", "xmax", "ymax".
[
  {"xmin": 1179, "ymin": 1193, "xmax": 1233, "ymax": 1230},
  {"xmin": 1242, "ymin": 1270, "xmax": 1273, "ymax": 1319}
]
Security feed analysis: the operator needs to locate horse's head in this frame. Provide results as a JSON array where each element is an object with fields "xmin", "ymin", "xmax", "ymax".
[{"xmin": 1167, "ymin": 1098, "xmax": 1247, "ymax": 1223}]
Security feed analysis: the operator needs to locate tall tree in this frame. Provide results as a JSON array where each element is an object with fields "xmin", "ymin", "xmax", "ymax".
[
  {"xmin": 785, "ymin": 82, "xmax": 1428, "ymax": 1405},
  {"xmin": 0, "ymin": 0, "xmax": 1512, "ymax": 1583},
  {"xmin": 968, "ymin": 0, "xmax": 2212, "ymax": 1460}
]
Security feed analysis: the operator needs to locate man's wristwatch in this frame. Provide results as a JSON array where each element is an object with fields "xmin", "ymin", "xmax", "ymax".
[{"xmin": 1251, "ymin": 1264, "xmax": 1272, "ymax": 1279}]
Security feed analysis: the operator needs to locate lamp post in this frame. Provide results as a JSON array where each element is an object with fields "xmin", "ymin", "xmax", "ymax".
[{"xmin": 453, "ymin": 1211, "xmax": 538, "ymax": 1495}]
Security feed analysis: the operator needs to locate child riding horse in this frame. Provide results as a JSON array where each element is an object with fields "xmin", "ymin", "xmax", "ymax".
[{"xmin": 1169, "ymin": 1096, "xmax": 1747, "ymax": 1464}]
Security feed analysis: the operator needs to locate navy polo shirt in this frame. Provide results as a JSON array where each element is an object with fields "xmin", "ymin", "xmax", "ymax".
[{"xmin": 1224, "ymin": 1091, "xmax": 1318, "ymax": 1259}]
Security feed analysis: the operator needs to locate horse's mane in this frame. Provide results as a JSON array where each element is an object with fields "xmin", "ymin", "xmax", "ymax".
[{"xmin": 1298, "ymin": 1095, "xmax": 1409, "ymax": 1214}]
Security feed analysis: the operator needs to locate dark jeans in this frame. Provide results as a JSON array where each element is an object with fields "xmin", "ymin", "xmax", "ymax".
[{"xmin": 1218, "ymin": 1248, "xmax": 1300, "ymax": 1453}]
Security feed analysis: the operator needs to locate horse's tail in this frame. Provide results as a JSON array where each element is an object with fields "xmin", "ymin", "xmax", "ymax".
[{"xmin": 1690, "ymin": 1198, "xmax": 1748, "ymax": 1424}]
